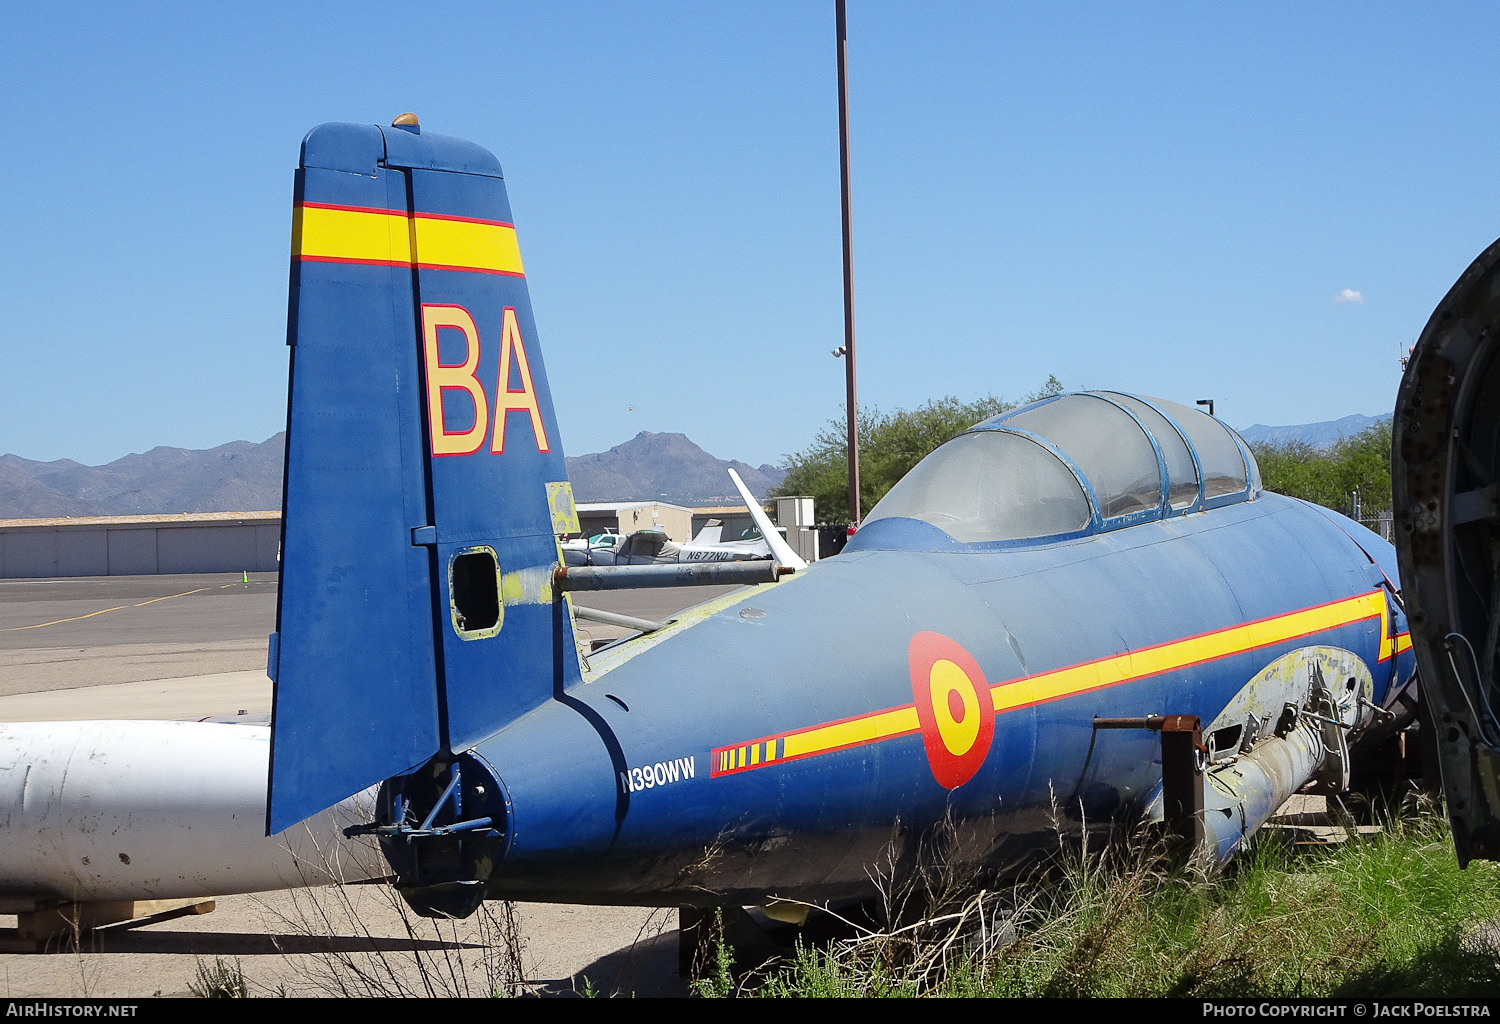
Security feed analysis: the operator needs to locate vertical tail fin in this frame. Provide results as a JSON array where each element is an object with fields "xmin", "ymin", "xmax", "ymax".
[{"xmin": 267, "ymin": 121, "xmax": 581, "ymax": 834}]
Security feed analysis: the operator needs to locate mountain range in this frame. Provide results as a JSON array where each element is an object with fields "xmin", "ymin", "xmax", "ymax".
[
  {"xmin": 0, "ymin": 410, "xmax": 1389, "ymax": 521},
  {"xmin": 0, "ymin": 431, "xmax": 786, "ymax": 520},
  {"xmin": 566, "ymin": 432, "xmax": 784, "ymax": 505},
  {"xmin": 1237, "ymin": 413, "xmax": 1391, "ymax": 450}
]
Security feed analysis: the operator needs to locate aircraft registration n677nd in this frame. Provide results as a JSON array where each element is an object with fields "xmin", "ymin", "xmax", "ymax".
[{"xmin": 268, "ymin": 117, "xmax": 1414, "ymax": 921}]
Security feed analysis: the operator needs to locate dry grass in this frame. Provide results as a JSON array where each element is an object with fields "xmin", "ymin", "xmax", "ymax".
[
  {"xmin": 265, "ymin": 882, "xmax": 530, "ymax": 998},
  {"xmin": 724, "ymin": 807, "xmax": 1500, "ymax": 998}
]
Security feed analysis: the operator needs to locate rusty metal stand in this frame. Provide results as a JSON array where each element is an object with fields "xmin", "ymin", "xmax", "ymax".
[{"xmin": 1095, "ymin": 715, "xmax": 1206, "ymax": 864}]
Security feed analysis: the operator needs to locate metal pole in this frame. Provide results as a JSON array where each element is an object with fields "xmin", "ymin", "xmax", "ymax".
[
  {"xmin": 837, "ymin": 0, "xmax": 861, "ymax": 526},
  {"xmin": 556, "ymin": 561, "xmax": 787, "ymax": 592},
  {"xmin": 1093, "ymin": 715, "xmax": 1206, "ymax": 864}
]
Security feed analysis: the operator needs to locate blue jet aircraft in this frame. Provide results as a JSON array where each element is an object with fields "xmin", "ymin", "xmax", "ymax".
[{"xmin": 267, "ymin": 119, "xmax": 1415, "ymax": 922}]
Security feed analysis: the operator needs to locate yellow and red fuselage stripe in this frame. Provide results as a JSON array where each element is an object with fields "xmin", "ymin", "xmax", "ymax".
[
  {"xmin": 292, "ymin": 202, "xmax": 525, "ymax": 278},
  {"xmin": 710, "ymin": 589, "xmax": 1411, "ymax": 778}
]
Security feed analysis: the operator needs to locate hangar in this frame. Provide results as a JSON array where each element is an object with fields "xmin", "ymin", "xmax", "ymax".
[
  {"xmin": 0, "ymin": 497, "xmax": 819, "ymax": 577},
  {"xmin": 0, "ymin": 511, "xmax": 281, "ymax": 578}
]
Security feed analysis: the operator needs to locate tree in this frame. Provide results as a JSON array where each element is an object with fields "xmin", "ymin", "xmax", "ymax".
[
  {"xmin": 773, "ymin": 377, "xmax": 1066, "ymax": 524},
  {"xmin": 1249, "ymin": 421, "xmax": 1391, "ymax": 519}
]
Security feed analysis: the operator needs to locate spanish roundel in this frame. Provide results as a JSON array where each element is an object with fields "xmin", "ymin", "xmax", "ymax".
[{"xmin": 909, "ymin": 632, "xmax": 995, "ymax": 789}]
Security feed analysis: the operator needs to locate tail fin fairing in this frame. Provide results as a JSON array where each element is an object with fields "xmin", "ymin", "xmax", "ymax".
[{"xmin": 269, "ymin": 123, "xmax": 579, "ymax": 834}]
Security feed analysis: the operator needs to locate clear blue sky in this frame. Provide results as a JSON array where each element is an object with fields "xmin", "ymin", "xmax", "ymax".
[{"xmin": 3, "ymin": 2, "xmax": 1496, "ymax": 468}]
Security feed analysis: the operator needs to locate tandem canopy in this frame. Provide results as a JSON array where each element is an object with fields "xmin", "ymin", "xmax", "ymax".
[{"xmin": 857, "ymin": 392, "xmax": 1261, "ymax": 549}]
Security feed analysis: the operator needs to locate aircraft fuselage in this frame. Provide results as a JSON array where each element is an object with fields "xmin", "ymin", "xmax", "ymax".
[{"xmin": 384, "ymin": 492, "xmax": 1409, "ymax": 908}]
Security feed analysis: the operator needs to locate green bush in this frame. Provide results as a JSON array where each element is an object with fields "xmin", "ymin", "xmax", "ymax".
[
  {"xmin": 1251, "ymin": 421, "xmax": 1391, "ymax": 518},
  {"xmin": 773, "ymin": 377, "xmax": 1063, "ymax": 523}
]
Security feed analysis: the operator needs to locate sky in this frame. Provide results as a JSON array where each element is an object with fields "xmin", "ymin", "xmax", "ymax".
[{"xmin": 2, "ymin": 2, "xmax": 1498, "ymax": 469}]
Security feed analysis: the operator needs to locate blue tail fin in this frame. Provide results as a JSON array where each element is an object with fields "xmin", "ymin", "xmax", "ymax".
[{"xmin": 267, "ymin": 122, "xmax": 582, "ymax": 834}]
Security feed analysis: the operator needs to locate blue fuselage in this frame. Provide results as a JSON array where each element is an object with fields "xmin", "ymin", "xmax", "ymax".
[{"xmin": 452, "ymin": 493, "xmax": 1410, "ymax": 907}]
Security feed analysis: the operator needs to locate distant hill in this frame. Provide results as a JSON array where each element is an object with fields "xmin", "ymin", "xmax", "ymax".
[
  {"xmin": 567, "ymin": 431, "xmax": 785, "ymax": 505},
  {"xmin": 1238, "ymin": 413, "xmax": 1391, "ymax": 450},
  {"xmin": 0, "ymin": 436, "xmax": 288, "ymax": 519},
  {"xmin": 0, "ymin": 430, "xmax": 785, "ymax": 519}
]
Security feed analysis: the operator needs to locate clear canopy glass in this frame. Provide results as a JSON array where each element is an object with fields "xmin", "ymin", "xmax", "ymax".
[
  {"xmin": 1144, "ymin": 396, "xmax": 1250, "ymax": 499},
  {"xmin": 1103, "ymin": 393, "xmax": 1200, "ymax": 509},
  {"xmin": 864, "ymin": 430, "xmax": 1092, "ymax": 543},
  {"xmin": 860, "ymin": 391, "xmax": 1258, "ymax": 546},
  {"xmin": 997, "ymin": 395, "xmax": 1163, "ymax": 519}
]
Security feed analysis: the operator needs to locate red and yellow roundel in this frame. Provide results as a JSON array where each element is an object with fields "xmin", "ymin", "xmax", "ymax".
[{"xmin": 909, "ymin": 632, "xmax": 995, "ymax": 789}]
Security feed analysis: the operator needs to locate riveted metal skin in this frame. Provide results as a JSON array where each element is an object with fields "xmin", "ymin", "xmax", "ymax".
[
  {"xmin": 440, "ymin": 496, "xmax": 1410, "ymax": 908},
  {"xmin": 1394, "ymin": 235, "xmax": 1500, "ymax": 865}
]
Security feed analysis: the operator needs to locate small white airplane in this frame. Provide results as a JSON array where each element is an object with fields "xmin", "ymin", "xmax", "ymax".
[
  {"xmin": 585, "ymin": 471, "xmax": 798, "ymax": 566},
  {"xmin": 677, "ymin": 520, "xmax": 773, "ymax": 563},
  {"xmin": 560, "ymin": 530, "xmax": 622, "ymax": 567}
]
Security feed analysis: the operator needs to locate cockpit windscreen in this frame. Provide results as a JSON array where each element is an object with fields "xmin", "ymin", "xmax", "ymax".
[
  {"xmin": 998, "ymin": 395, "xmax": 1162, "ymax": 519},
  {"xmin": 864, "ymin": 430, "xmax": 1092, "ymax": 543}
]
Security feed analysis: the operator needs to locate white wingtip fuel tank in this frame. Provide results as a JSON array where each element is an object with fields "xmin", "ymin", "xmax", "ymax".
[{"xmin": 0, "ymin": 721, "xmax": 385, "ymax": 902}]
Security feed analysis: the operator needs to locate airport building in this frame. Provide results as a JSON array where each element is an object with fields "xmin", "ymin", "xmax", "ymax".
[
  {"xmin": 0, "ymin": 511, "xmax": 281, "ymax": 578},
  {"xmin": 575, "ymin": 501, "xmax": 694, "ymax": 543},
  {"xmin": 0, "ymin": 496, "xmax": 819, "ymax": 577}
]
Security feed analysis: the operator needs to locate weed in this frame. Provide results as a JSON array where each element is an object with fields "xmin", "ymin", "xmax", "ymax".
[
  {"xmin": 715, "ymin": 804, "xmax": 1500, "ymax": 998},
  {"xmin": 189, "ymin": 958, "xmax": 246, "ymax": 998},
  {"xmin": 260, "ymin": 811, "xmax": 533, "ymax": 997},
  {"xmin": 687, "ymin": 909, "xmax": 738, "ymax": 997},
  {"xmin": 274, "ymin": 881, "xmax": 531, "ymax": 997}
]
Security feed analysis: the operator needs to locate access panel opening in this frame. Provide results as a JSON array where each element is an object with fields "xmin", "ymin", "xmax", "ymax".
[{"xmin": 449, "ymin": 547, "xmax": 502, "ymax": 639}]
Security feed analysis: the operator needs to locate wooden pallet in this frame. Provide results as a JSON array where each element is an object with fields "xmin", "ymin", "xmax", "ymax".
[{"xmin": 0, "ymin": 897, "xmax": 217, "ymax": 952}]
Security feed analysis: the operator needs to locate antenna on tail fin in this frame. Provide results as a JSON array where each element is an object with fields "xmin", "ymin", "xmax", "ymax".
[{"xmin": 266, "ymin": 122, "xmax": 581, "ymax": 834}]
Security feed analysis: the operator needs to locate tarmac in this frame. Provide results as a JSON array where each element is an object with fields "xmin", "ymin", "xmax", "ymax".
[{"xmin": 0, "ymin": 572, "xmax": 731, "ymax": 997}]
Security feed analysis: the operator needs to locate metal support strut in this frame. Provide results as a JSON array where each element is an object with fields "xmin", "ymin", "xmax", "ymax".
[
  {"xmin": 556, "ymin": 561, "xmax": 788, "ymax": 592},
  {"xmin": 1095, "ymin": 715, "xmax": 1206, "ymax": 863}
]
